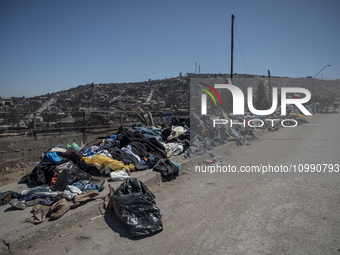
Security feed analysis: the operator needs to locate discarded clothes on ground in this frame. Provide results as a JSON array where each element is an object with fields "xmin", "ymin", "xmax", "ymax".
[
  {"xmin": 0, "ymin": 111, "xmax": 309, "ymax": 232},
  {"xmin": 187, "ymin": 107, "xmax": 309, "ymax": 158},
  {"xmin": 0, "ymin": 121, "xmax": 190, "ymax": 227}
]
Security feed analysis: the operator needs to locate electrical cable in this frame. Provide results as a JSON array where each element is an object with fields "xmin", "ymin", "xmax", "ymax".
[{"xmin": 235, "ymin": 21, "xmax": 249, "ymax": 74}]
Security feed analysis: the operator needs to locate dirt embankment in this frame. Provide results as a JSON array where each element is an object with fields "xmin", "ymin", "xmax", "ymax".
[{"xmin": 0, "ymin": 162, "xmax": 34, "ymax": 187}]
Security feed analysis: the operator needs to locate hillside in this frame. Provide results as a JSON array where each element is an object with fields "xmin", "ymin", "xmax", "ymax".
[{"xmin": 0, "ymin": 73, "xmax": 340, "ymax": 119}]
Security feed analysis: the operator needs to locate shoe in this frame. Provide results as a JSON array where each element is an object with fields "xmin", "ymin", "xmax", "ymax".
[
  {"xmin": 0, "ymin": 191, "xmax": 12, "ymax": 206},
  {"xmin": 9, "ymin": 199, "xmax": 27, "ymax": 210}
]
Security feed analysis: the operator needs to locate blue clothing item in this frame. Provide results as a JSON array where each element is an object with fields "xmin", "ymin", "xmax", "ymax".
[
  {"xmin": 71, "ymin": 180, "xmax": 101, "ymax": 192},
  {"xmin": 19, "ymin": 194, "xmax": 43, "ymax": 202},
  {"xmin": 143, "ymin": 154, "xmax": 157, "ymax": 168},
  {"xmin": 10, "ymin": 188, "xmax": 50, "ymax": 199},
  {"xmin": 132, "ymin": 126, "xmax": 162, "ymax": 137},
  {"xmin": 170, "ymin": 160, "xmax": 182, "ymax": 171},
  {"xmin": 40, "ymin": 196, "xmax": 55, "ymax": 206},
  {"xmin": 121, "ymin": 146, "xmax": 141, "ymax": 162},
  {"xmin": 143, "ymin": 134, "xmax": 157, "ymax": 139},
  {"xmin": 46, "ymin": 152, "xmax": 63, "ymax": 163},
  {"xmin": 230, "ymin": 128, "xmax": 243, "ymax": 146},
  {"xmin": 81, "ymin": 148, "xmax": 97, "ymax": 157},
  {"xmin": 82, "ymin": 146, "xmax": 110, "ymax": 158},
  {"xmin": 110, "ymin": 134, "xmax": 122, "ymax": 141}
]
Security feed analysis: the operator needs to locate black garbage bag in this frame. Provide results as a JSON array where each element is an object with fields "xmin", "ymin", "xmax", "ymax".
[
  {"xmin": 52, "ymin": 164, "xmax": 90, "ymax": 191},
  {"xmin": 112, "ymin": 178, "xmax": 163, "ymax": 237},
  {"xmin": 19, "ymin": 164, "xmax": 56, "ymax": 186}
]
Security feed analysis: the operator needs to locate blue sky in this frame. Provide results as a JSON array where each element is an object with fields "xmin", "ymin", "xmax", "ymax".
[{"xmin": 1, "ymin": 0, "xmax": 339, "ymax": 98}]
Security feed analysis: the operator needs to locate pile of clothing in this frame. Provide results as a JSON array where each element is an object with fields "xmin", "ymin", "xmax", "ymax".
[
  {"xmin": 78, "ymin": 125, "xmax": 184, "ymax": 181},
  {"xmin": 187, "ymin": 108, "xmax": 310, "ymax": 158},
  {"xmin": 0, "ymin": 174, "xmax": 103, "ymax": 224},
  {"xmin": 20, "ymin": 123, "xmax": 186, "ymax": 183},
  {"xmin": 0, "ymin": 123, "xmax": 190, "ymax": 221},
  {"xmin": 0, "ymin": 142, "xmax": 104, "ymax": 223}
]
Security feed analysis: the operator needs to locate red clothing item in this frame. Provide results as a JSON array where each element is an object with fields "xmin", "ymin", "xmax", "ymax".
[{"xmin": 50, "ymin": 173, "xmax": 58, "ymax": 187}]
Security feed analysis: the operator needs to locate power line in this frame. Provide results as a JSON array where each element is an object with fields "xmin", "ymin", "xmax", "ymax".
[{"xmin": 235, "ymin": 21, "xmax": 249, "ymax": 74}]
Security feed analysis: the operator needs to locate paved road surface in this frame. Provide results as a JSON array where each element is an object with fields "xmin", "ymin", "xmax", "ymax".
[{"xmin": 26, "ymin": 113, "xmax": 340, "ymax": 255}]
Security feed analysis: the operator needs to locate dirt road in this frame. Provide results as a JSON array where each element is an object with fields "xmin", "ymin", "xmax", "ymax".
[{"xmin": 24, "ymin": 113, "xmax": 340, "ymax": 255}]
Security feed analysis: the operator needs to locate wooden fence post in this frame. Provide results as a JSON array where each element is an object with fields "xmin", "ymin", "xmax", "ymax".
[
  {"xmin": 82, "ymin": 111, "xmax": 86, "ymax": 144},
  {"xmin": 33, "ymin": 112, "xmax": 37, "ymax": 140}
]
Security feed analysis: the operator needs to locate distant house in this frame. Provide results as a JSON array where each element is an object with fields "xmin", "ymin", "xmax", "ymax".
[
  {"xmin": 35, "ymin": 116, "xmax": 44, "ymax": 123},
  {"xmin": 2, "ymin": 100, "xmax": 13, "ymax": 106}
]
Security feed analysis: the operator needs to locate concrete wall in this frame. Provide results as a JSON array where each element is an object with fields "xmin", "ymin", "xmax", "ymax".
[{"xmin": 0, "ymin": 113, "xmax": 187, "ymax": 167}]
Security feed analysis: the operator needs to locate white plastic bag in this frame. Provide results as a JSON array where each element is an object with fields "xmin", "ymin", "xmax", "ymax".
[{"xmin": 110, "ymin": 170, "xmax": 130, "ymax": 181}]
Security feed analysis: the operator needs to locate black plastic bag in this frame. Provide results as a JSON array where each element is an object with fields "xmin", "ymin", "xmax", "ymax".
[
  {"xmin": 112, "ymin": 178, "xmax": 163, "ymax": 237},
  {"xmin": 153, "ymin": 158, "xmax": 179, "ymax": 181},
  {"xmin": 52, "ymin": 164, "xmax": 90, "ymax": 191},
  {"xmin": 19, "ymin": 164, "xmax": 56, "ymax": 186}
]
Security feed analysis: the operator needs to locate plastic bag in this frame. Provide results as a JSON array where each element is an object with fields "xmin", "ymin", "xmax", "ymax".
[
  {"xmin": 109, "ymin": 170, "xmax": 130, "ymax": 181},
  {"xmin": 167, "ymin": 126, "xmax": 186, "ymax": 140},
  {"xmin": 52, "ymin": 164, "xmax": 90, "ymax": 191},
  {"xmin": 112, "ymin": 178, "xmax": 163, "ymax": 237},
  {"xmin": 68, "ymin": 142, "xmax": 81, "ymax": 152}
]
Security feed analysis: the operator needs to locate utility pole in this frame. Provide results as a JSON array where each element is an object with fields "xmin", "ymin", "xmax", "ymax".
[
  {"xmin": 228, "ymin": 14, "xmax": 235, "ymax": 112},
  {"xmin": 230, "ymin": 14, "xmax": 235, "ymax": 81}
]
